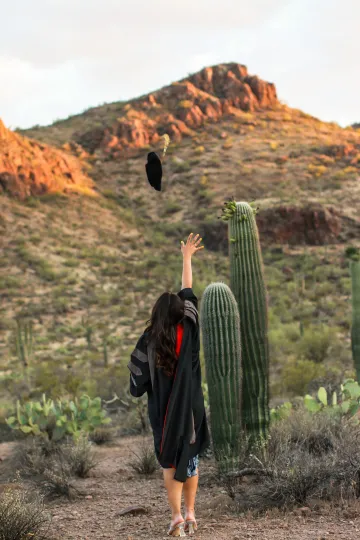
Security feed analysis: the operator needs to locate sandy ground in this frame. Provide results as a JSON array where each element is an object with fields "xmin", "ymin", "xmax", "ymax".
[{"xmin": 1, "ymin": 436, "xmax": 360, "ymax": 540}]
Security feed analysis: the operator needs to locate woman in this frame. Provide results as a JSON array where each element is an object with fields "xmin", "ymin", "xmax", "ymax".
[{"xmin": 128, "ymin": 233, "xmax": 210, "ymax": 537}]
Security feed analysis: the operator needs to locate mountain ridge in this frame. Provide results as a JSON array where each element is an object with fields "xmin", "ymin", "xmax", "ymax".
[{"xmin": 21, "ymin": 62, "xmax": 279, "ymax": 158}]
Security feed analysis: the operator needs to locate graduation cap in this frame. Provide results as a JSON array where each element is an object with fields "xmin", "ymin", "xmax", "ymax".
[{"xmin": 145, "ymin": 151, "xmax": 162, "ymax": 192}]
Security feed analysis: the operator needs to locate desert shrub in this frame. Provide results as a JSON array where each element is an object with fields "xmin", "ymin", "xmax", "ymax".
[
  {"xmin": 52, "ymin": 296, "xmax": 70, "ymax": 314},
  {"xmin": 11, "ymin": 435, "xmax": 96, "ymax": 491},
  {"xmin": 177, "ymin": 100, "xmax": 193, "ymax": 108},
  {"xmin": 0, "ymin": 419, "xmax": 18, "ymax": 443},
  {"xmin": 120, "ymin": 392, "xmax": 149, "ymax": 434},
  {"xmin": 90, "ymin": 427, "xmax": 114, "ymax": 445},
  {"xmin": 222, "ymin": 138, "xmax": 233, "ymax": 150},
  {"xmin": 6, "ymin": 394, "xmax": 111, "ymax": 441},
  {"xmin": 129, "ymin": 442, "xmax": 158, "ymax": 476},
  {"xmin": 172, "ymin": 158, "xmax": 191, "ymax": 173},
  {"xmin": 31, "ymin": 362, "xmax": 65, "ymax": 397},
  {"xmin": 299, "ymin": 325, "xmax": 335, "ymax": 363},
  {"xmin": 15, "ymin": 244, "xmax": 59, "ymax": 282},
  {"xmin": 61, "ymin": 435, "xmax": 98, "ymax": 478},
  {"xmin": 9, "ymin": 437, "xmax": 61, "ymax": 479},
  {"xmin": 197, "ymin": 188, "xmax": 213, "ymax": 204},
  {"xmin": 280, "ymin": 357, "xmax": 327, "ymax": 396},
  {"xmin": 268, "ymin": 323, "xmax": 301, "ymax": 361},
  {"xmin": 0, "ymin": 486, "xmax": 50, "ymax": 540},
  {"xmin": 37, "ymin": 459, "xmax": 74, "ymax": 500},
  {"xmin": 308, "ymin": 163, "xmax": 327, "ymax": 177},
  {"xmin": 163, "ymin": 200, "xmax": 182, "ymax": 216},
  {"xmin": 225, "ymin": 409, "xmax": 360, "ymax": 510}
]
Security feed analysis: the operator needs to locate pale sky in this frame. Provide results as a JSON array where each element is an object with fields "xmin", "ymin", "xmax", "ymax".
[{"xmin": 1, "ymin": 0, "xmax": 359, "ymax": 129}]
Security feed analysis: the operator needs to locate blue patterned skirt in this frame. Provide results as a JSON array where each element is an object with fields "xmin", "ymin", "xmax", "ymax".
[
  {"xmin": 162, "ymin": 455, "xmax": 199, "ymax": 478},
  {"xmin": 187, "ymin": 455, "xmax": 199, "ymax": 478}
]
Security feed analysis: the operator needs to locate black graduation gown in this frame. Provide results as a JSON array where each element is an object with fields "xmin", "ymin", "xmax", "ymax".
[{"xmin": 128, "ymin": 288, "xmax": 210, "ymax": 482}]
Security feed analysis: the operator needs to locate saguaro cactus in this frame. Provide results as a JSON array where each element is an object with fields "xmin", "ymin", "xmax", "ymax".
[
  {"xmin": 201, "ymin": 282, "xmax": 242, "ymax": 470},
  {"xmin": 15, "ymin": 319, "xmax": 34, "ymax": 368},
  {"xmin": 346, "ymin": 247, "xmax": 360, "ymax": 381},
  {"xmin": 14, "ymin": 318, "xmax": 34, "ymax": 391},
  {"xmin": 222, "ymin": 200, "xmax": 270, "ymax": 442}
]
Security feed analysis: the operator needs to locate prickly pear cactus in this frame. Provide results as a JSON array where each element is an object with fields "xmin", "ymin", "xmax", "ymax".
[
  {"xmin": 6, "ymin": 394, "xmax": 111, "ymax": 441},
  {"xmin": 201, "ymin": 282, "xmax": 242, "ymax": 470}
]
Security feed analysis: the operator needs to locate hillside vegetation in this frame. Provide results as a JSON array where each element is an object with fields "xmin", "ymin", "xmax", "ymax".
[{"xmin": 1, "ymin": 63, "xmax": 360, "ymax": 416}]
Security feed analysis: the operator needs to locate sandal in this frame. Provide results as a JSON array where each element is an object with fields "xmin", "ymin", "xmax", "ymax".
[
  {"xmin": 185, "ymin": 520, "xmax": 198, "ymax": 536},
  {"xmin": 168, "ymin": 521, "xmax": 186, "ymax": 537}
]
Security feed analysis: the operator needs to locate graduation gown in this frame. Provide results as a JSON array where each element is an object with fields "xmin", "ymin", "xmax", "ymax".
[{"xmin": 128, "ymin": 288, "xmax": 210, "ymax": 482}]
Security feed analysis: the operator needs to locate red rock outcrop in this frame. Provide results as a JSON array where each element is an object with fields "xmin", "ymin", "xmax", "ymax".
[
  {"xmin": 200, "ymin": 203, "xmax": 358, "ymax": 252},
  {"xmin": 256, "ymin": 204, "xmax": 342, "ymax": 245},
  {"xmin": 0, "ymin": 120, "xmax": 95, "ymax": 200},
  {"xmin": 74, "ymin": 63, "xmax": 278, "ymax": 158},
  {"xmin": 315, "ymin": 144, "xmax": 358, "ymax": 159}
]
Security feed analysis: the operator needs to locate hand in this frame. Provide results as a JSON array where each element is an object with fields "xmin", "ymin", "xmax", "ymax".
[{"xmin": 181, "ymin": 233, "xmax": 204, "ymax": 258}]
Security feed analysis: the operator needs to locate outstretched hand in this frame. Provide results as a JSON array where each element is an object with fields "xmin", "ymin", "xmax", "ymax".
[{"xmin": 181, "ymin": 233, "xmax": 204, "ymax": 257}]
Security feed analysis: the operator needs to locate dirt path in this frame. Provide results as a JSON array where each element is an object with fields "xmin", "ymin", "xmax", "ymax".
[{"xmin": 2, "ymin": 436, "xmax": 360, "ymax": 539}]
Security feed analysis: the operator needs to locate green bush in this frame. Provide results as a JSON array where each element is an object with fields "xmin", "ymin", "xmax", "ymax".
[
  {"xmin": 269, "ymin": 323, "xmax": 301, "ymax": 362},
  {"xmin": 6, "ymin": 394, "xmax": 111, "ymax": 441},
  {"xmin": 280, "ymin": 358, "xmax": 326, "ymax": 396},
  {"xmin": 163, "ymin": 200, "xmax": 183, "ymax": 215},
  {"xmin": 299, "ymin": 325, "xmax": 337, "ymax": 363}
]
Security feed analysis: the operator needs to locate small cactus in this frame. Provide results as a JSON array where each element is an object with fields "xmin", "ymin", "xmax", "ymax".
[
  {"xmin": 15, "ymin": 318, "xmax": 34, "ymax": 368},
  {"xmin": 201, "ymin": 282, "xmax": 242, "ymax": 471}
]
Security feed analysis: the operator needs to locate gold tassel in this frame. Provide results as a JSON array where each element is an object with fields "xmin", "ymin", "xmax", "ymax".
[{"xmin": 162, "ymin": 134, "xmax": 170, "ymax": 157}]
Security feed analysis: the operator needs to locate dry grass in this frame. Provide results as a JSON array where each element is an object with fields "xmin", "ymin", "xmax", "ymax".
[
  {"xmin": 8, "ymin": 436, "xmax": 97, "ymax": 499},
  {"xmin": 224, "ymin": 410, "xmax": 360, "ymax": 511},
  {"xmin": 62, "ymin": 436, "xmax": 98, "ymax": 478},
  {"xmin": 0, "ymin": 485, "xmax": 50, "ymax": 539},
  {"xmin": 89, "ymin": 427, "xmax": 114, "ymax": 445},
  {"xmin": 129, "ymin": 442, "xmax": 159, "ymax": 476}
]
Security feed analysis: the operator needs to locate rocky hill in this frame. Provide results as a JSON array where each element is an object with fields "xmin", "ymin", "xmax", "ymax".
[
  {"xmin": 23, "ymin": 63, "xmax": 278, "ymax": 158},
  {"xmin": 0, "ymin": 119, "xmax": 94, "ymax": 200},
  {"xmin": 1, "ymin": 62, "xmax": 360, "ymax": 404}
]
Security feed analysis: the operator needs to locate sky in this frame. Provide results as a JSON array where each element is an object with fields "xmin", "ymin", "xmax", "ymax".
[{"xmin": 1, "ymin": 0, "xmax": 359, "ymax": 129}]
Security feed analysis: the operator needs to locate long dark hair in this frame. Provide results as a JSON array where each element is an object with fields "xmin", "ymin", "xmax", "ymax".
[{"xmin": 145, "ymin": 292, "xmax": 185, "ymax": 377}]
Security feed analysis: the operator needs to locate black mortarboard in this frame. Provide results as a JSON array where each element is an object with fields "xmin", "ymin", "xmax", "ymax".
[{"xmin": 145, "ymin": 151, "xmax": 162, "ymax": 192}]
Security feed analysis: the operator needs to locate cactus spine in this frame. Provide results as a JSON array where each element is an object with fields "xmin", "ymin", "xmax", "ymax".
[
  {"xmin": 225, "ymin": 200, "xmax": 270, "ymax": 442},
  {"xmin": 201, "ymin": 283, "xmax": 242, "ymax": 470},
  {"xmin": 346, "ymin": 247, "xmax": 360, "ymax": 380}
]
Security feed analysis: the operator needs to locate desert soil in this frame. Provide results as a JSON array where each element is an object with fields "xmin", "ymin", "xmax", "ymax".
[{"xmin": 1, "ymin": 436, "xmax": 360, "ymax": 540}]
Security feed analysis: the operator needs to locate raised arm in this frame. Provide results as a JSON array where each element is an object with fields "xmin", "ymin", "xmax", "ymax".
[{"xmin": 181, "ymin": 233, "xmax": 204, "ymax": 290}]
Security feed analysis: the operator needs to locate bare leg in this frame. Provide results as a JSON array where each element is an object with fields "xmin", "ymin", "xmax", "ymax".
[
  {"xmin": 183, "ymin": 469, "xmax": 199, "ymax": 522},
  {"xmin": 163, "ymin": 468, "xmax": 184, "ymax": 528}
]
